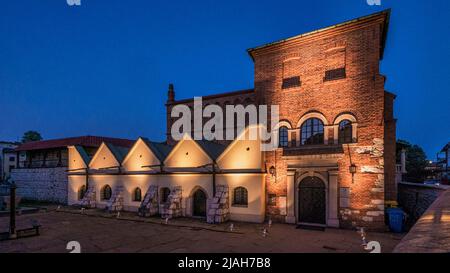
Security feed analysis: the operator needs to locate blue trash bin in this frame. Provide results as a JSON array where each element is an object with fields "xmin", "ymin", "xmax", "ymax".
[{"xmin": 387, "ymin": 208, "xmax": 404, "ymax": 233}]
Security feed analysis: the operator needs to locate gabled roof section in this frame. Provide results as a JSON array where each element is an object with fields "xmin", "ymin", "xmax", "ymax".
[
  {"xmin": 141, "ymin": 138, "xmax": 173, "ymax": 162},
  {"xmin": 74, "ymin": 145, "xmax": 91, "ymax": 166},
  {"xmin": 195, "ymin": 140, "xmax": 228, "ymax": 161},
  {"xmin": 104, "ymin": 142, "xmax": 130, "ymax": 164},
  {"xmin": 163, "ymin": 134, "xmax": 213, "ymax": 167},
  {"xmin": 247, "ymin": 9, "xmax": 390, "ymax": 60},
  {"xmin": 15, "ymin": 135, "xmax": 134, "ymax": 152}
]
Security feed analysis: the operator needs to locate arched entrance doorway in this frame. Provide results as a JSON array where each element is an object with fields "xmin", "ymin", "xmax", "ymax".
[
  {"xmin": 192, "ymin": 189, "xmax": 207, "ymax": 217},
  {"xmin": 298, "ymin": 176, "xmax": 326, "ymax": 225}
]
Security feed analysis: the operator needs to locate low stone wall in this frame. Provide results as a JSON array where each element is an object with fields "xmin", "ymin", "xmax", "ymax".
[
  {"xmin": 398, "ymin": 182, "xmax": 448, "ymax": 229},
  {"xmin": 11, "ymin": 167, "xmax": 68, "ymax": 204},
  {"xmin": 394, "ymin": 189, "xmax": 450, "ymax": 253}
]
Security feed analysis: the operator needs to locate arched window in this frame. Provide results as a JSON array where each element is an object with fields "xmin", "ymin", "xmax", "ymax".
[
  {"xmin": 279, "ymin": 126, "xmax": 288, "ymax": 147},
  {"xmin": 133, "ymin": 187, "xmax": 142, "ymax": 202},
  {"xmin": 101, "ymin": 185, "xmax": 112, "ymax": 201},
  {"xmin": 338, "ymin": 120, "xmax": 353, "ymax": 144},
  {"xmin": 300, "ymin": 118, "xmax": 324, "ymax": 145},
  {"xmin": 160, "ymin": 187, "xmax": 171, "ymax": 203},
  {"xmin": 78, "ymin": 185, "xmax": 86, "ymax": 200},
  {"xmin": 233, "ymin": 187, "xmax": 248, "ymax": 206}
]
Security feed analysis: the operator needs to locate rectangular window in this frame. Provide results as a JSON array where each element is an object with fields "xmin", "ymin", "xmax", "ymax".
[
  {"xmin": 324, "ymin": 67, "xmax": 346, "ymax": 81},
  {"xmin": 282, "ymin": 76, "xmax": 301, "ymax": 89},
  {"xmin": 9, "ymin": 156, "xmax": 15, "ymax": 162}
]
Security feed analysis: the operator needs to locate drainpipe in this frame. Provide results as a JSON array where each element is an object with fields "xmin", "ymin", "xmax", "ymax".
[
  {"xmin": 212, "ymin": 161, "xmax": 216, "ymax": 197},
  {"xmin": 85, "ymin": 167, "xmax": 89, "ymax": 190}
]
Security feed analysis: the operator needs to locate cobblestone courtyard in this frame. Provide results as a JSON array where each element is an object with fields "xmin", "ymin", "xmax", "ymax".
[{"xmin": 0, "ymin": 207, "xmax": 404, "ymax": 253}]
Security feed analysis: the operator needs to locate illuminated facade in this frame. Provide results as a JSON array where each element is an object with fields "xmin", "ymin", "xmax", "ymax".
[
  {"xmin": 68, "ymin": 10, "xmax": 396, "ymax": 229},
  {"xmin": 68, "ymin": 126, "xmax": 266, "ymax": 223}
]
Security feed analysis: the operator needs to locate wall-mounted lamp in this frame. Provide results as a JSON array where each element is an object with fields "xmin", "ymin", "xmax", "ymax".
[
  {"xmin": 269, "ymin": 166, "xmax": 276, "ymax": 177},
  {"xmin": 349, "ymin": 164, "xmax": 357, "ymax": 174}
]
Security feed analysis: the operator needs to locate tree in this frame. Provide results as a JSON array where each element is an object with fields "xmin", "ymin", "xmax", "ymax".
[
  {"xmin": 21, "ymin": 131, "xmax": 43, "ymax": 143},
  {"xmin": 396, "ymin": 139, "xmax": 428, "ymax": 182}
]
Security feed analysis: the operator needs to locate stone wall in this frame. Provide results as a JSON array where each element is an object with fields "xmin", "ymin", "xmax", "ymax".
[
  {"xmin": 11, "ymin": 167, "xmax": 68, "ymax": 204},
  {"xmin": 394, "ymin": 189, "xmax": 450, "ymax": 253},
  {"xmin": 398, "ymin": 182, "xmax": 448, "ymax": 229}
]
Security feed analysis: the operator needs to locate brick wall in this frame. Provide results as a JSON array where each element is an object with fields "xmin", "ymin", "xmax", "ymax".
[
  {"xmin": 11, "ymin": 167, "xmax": 68, "ymax": 204},
  {"xmin": 252, "ymin": 14, "xmax": 390, "ymax": 229},
  {"xmin": 166, "ymin": 90, "xmax": 255, "ymax": 145},
  {"xmin": 164, "ymin": 11, "xmax": 394, "ymax": 230}
]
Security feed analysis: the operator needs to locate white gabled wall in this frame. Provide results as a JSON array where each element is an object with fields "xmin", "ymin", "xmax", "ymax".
[
  {"xmin": 217, "ymin": 126, "xmax": 263, "ymax": 170},
  {"xmin": 68, "ymin": 146, "xmax": 88, "ymax": 170},
  {"xmin": 122, "ymin": 138, "xmax": 160, "ymax": 172},
  {"xmin": 164, "ymin": 136, "xmax": 211, "ymax": 168},
  {"xmin": 89, "ymin": 143, "xmax": 120, "ymax": 170}
]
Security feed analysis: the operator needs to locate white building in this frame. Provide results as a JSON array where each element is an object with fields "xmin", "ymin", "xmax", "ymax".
[
  {"xmin": 0, "ymin": 141, "xmax": 19, "ymax": 182},
  {"xmin": 68, "ymin": 126, "xmax": 267, "ymax": 223}
]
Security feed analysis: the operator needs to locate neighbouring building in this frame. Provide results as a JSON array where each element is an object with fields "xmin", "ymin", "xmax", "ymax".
[
  {"xmin": 68, "ymin": 10, "xmax": 396, "ymax": 230},
  {"xmin": 0, "ymin": 141, "xmax": 20, "ymax": 182},
  {"xmin": 12, "ymin": 136, "xmax": 134, "ymax": 203},
  {"xmin": 437, "ymin": 142, "xmax": 450, "ymax": 184}
]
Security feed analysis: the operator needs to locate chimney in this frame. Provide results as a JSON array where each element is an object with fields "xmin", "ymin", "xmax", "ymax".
[{"xmin": 167, "ymin": 83, "xmax": 175, "ymax": 103}]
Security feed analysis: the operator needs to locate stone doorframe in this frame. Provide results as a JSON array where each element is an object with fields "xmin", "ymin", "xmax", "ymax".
[{"xmin": 286, "ymin": 168, "xmax": 339, "ymax": 228}]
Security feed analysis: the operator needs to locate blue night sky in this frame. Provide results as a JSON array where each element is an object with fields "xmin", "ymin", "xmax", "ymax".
[{"xmin": 0, "ymin": 0, "xmax": 449, "ymax": 159}]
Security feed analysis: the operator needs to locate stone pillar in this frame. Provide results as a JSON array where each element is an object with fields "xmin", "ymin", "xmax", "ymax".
[
  {"xmin": 285, "ymin": 170, "xmax": 296, "ymax": 224},
  {"xmin": 328, "ymin": 170, "xmax": 339, "ymax": 227},
  {"xmin": 401, "ymin": 149, "xmax": 407, "ymax": 174}
]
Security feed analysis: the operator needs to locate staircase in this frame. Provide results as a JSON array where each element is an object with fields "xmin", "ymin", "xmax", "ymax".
[
  {"xmin": 106, "ymin": 186, "xmax": 124, "ymax": 212},
  {"xmin": 78, "ymin": 185, "xmax": 96, "ymax": 208},
  {"xmin": 161, "ymin": 186, "xmax": 182, "ymax": 219},
  {"xmin": 207, "ymin": 184, "xmax": 229, "ymax": 224},
  {"xmin": 138, "ymin": 185, "xmax": 159, "ymax": 217}
]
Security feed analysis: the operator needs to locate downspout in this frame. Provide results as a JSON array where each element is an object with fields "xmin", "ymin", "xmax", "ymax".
[
  {"xmin": 212, "ymin": 160, "xmax": 216, "ymax": 197},
  {"xmin": 85, "ymin": 167, "xmax": 89, "ymax": 190}
]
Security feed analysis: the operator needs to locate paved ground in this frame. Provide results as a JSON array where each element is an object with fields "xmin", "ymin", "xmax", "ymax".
[{"xmin": 0, "ymin": 207, "xmax": 404, "ymax": 253}]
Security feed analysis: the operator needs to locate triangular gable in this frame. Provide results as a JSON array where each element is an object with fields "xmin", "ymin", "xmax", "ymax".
[
  {"xmin": 122, "ymin": 138, "xmax": 162, "ymax": 172},
  {"xmin": 142, "ymin": 138, "xmax": 172, "ymax": 162},
  {"xmin": 217, "ymin": 124, "xmax": 263, "ymax": 170},
  {"xmin": 68, "ymin": 145, "xmax": 89, "ymax": 170},
  {"xmin": 89, "ymin": 142, "xmax": 122, "ymax": 169},
  {"xmin": 195, "ymin": 140, "xmax": 227, "ymax": 161},
  {"xmin": 164, "ymin": 134, "xmax": 212, "ymax": 168}
]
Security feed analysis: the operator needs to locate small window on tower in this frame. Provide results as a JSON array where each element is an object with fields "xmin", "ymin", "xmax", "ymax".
[
  {"xmin": 282, "ymin": 76, "xmax": 301, "ymax": 89},
  {"xmin": 282, "ymin": 58, "xmax": 301, "ymax": 89},
  {"xmin": 324, "ymin": 46, "xmax": 346, "ymax": 82},
  {"xmin": 324, "ymin": 67, "xmax": 346, "ymax": 81}
]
